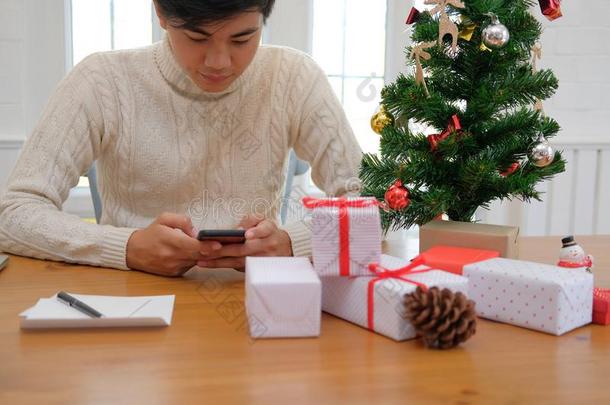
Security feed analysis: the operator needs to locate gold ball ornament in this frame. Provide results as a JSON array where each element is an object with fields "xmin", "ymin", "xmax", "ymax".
[{"xmin": 370, "ymin": 106, "xmax": 395, "ymax": 135}]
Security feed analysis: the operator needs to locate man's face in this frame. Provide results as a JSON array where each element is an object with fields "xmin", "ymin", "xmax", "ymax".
[{"xmin": 157, "ymin": 8, "xmax": 262, "ymax": 93}]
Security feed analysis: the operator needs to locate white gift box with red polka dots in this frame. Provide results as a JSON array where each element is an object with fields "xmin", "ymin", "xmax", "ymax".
[{"xmin": 463, "ymin": 258, "xmax": 593, "ymax": 335}]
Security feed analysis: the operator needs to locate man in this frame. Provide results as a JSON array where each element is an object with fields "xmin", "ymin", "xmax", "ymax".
[{"xmin": 0, "ymin": 0, "xmax": 362, "ymax": 276}]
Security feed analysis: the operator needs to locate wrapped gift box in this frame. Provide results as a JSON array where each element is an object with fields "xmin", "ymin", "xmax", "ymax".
[
  {"xmin": 416, "ymin": 245, "xmax": 500, "ymax": 275},
  {"xmin": 419, "ymin": 220, "xmax": 519, "ymax": 258},
  {"xmin": 304, "ymin": 197, "xmax": 382, "ymax": 277},
  {"xmin": 245, "ymin": 257, "xmax": 321, "ymax": 338},
  {"xmin": 463, "ymin": 258, "xmax": 593, "ymax": 335},
  {"xmin": 321, "ymin": 254, "xmax": 469, "ymax": 341},
  {"xmin": 593, "ymin": 288, "xmax": 610, "ymax": 325}
]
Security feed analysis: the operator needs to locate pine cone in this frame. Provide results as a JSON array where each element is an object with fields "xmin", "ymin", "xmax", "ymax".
[{"xmin": 403, "ymin": 287, "xmax": 477, "ymax": 349}]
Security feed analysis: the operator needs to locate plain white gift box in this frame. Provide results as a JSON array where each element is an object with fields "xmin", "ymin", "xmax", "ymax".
[
  {"xmin": 245, "ymin": 257, "xmax": 321, "ymax": 339},
  {"xmin": 463, "ymin": 258, "xmax": 594, "ymax": 335}
]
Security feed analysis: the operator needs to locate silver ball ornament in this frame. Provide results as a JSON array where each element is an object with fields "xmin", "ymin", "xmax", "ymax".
[
  {"xmin": 529, "ymin": 135, "xmax": 555, "ymax": 168},
  {"xmin": 482, "ymin": 15, "xmax": 510, "ymax": 49}
]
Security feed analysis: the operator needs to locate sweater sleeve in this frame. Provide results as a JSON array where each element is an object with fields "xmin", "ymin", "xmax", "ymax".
[
  {"xmin": 282, "ymin": 54, "xmax": 364, "ymax": 258},
  {"xmin": 0, "ymin": 54, "xmax": 138, "ymax": 270}
]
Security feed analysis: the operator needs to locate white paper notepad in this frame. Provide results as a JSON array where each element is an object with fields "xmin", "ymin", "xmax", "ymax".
[{"xmin": 20, "ymin": 293, "xmax": 175, "ymax": 329}]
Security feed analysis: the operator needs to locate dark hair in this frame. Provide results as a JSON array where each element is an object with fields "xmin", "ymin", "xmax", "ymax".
[{"xmin": 155, "ymin": 0, "xmax": 276, "ymax": 30}]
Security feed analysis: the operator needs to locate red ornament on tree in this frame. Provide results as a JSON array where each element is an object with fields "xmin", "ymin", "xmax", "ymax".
[
  {"xmin": 539, "ymin": 0, "xmax": 562, "ymax": 21},
  {"xmin": 405, "ymin": 7, "xmax": 420, "ymax": 25},
  {"xmin": 385, "ymin": 180, "xmax": 410, "ymax": 210},
  {"xmin": 501, "ymin": 162, "xmax": 520, "ymax": 177}
]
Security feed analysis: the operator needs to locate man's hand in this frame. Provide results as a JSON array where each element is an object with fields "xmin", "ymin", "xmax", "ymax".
[
  {"xmin": 126, "ymin": 212, "xmax": 222, "ymax": 277},
  {"xmin": 197, "ymin": 214, "xmax": 293, "ymax": 271}
]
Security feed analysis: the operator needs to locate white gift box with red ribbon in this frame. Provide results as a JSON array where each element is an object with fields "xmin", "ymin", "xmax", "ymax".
[
  {"xmin": 245, "ymin": 257, "xmax": 321, "ymax": 338},
  {"xmin": 321, "ymin": 254, "xmax": 469, "ymax": 341},
  {"xmin": 463, "ymin": 258, "xmax": 593, "ymax": 335},
  {"xmin": 303, "ymin": 197, "xmax": 382, "ymax": 277}
]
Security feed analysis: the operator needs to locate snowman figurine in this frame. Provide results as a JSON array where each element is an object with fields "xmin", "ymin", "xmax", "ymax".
[{"xmin": 557, "ymin": 235, "xmax": 594, "ymax": 273}]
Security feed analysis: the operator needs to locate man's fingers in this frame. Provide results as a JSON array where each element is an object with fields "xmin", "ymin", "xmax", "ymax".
[
  {"xmin": 164, "ymin": 228, "xmax": 221, "ymax": 256},
  {"xmin": 171, "ymin": 229, "xmax": 204, "ymax": 253},
  {"xmin": 199, "ymin": 241, "xmax": 223, "ymax": 255},
  {"xmin": 157, "ymin": 212, "xmax": 194, "ymax": 235},
  {"xmin": 197, "ymin": 257, "xmax": 245, "ymax": 270},
  {"xmin": 245, "ymin": 220, "xmax": 275, "ymax": 240},
  {"xmin": 168, "ymin": 265, "xmax": 195, "ymax": 277},
  {"xmin": 238, "ymin": 213, "xmax": 265, "ymax": 230},
  {"xmin": 213, "ymin": 239, "xmax": 264, "ymax": 258}
]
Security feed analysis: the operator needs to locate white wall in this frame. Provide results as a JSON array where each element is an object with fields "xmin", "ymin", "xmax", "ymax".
[
  {"xmin": 23, "ymin": 0, "xmax": 69, "ymax": 137},
  {"xmin": 0, "ymin": 0, "xmax": 25, "ymax": 141},
  {"xmin": 0, "ymin": 0, "xmax": 67, "ymax": 191},
  {"xmin": 538, "ymin": 0, "xmax": 610, "ymax": 144},
  {"xmin": 0, "ymin": 0, "xmax": 66, "ymax": 143}
]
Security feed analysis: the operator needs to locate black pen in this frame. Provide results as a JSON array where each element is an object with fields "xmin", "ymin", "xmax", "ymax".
[{"xmin": 57, "ymin": 291, "xmax": 104, "ymax": 318}]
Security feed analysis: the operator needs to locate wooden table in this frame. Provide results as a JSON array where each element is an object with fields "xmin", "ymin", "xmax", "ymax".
[{"xmin": 1, "ymin": 236, "xmax": 609, "ymax": 404}]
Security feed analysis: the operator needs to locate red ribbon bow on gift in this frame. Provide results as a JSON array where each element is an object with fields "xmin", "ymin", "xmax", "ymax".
[
  {"xmin": 427, "ymin": 114, "xmax": 462, "ymax": 151},
  {"xmin": 303, "ymin": 197, "xmax": 380, "ymax": 277},
  {"xmin": 366, "ymin": 257, "xmax": 431, "ymax": 331}
]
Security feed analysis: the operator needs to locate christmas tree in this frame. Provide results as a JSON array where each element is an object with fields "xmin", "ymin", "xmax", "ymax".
[{"xmin": 360, "ymin": 0, "xmax": 565, "ymax": 231}]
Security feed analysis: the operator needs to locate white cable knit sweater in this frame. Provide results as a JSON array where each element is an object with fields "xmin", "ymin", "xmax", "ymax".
[{"xmin": 0, "ymin": 37, "xmax": 363, "ymax": 270}]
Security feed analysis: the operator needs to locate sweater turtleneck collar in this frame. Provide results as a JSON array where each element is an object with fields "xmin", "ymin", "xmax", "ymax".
[{"xmin": 154, "ymin": 35, "xmax": 252, "ymax": 99}]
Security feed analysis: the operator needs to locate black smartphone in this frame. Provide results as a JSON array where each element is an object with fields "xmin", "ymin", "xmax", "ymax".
[{"xmin": 197, "ymin": 229, "xmax": 246, "ymax": 244}]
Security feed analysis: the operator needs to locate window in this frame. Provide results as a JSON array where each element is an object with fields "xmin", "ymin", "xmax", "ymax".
[
  {"xmin": 71, "ymin": 0, "xmax": 154, "ymax": 66},
  {"xmin": 69, "ymin": 0, "xmax": 156, "ymax": 195},
  {"xmin": 312, "ymin": 0, "xmax": 388, "ymax": 155}
]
